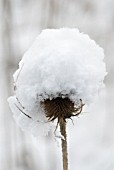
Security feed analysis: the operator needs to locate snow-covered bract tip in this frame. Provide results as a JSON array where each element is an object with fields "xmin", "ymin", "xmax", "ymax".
[{"xmin": 8, "ymin": 28, "xmax": 107, "ymax": 138}]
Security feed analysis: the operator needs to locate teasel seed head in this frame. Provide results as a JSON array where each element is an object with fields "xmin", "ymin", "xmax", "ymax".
[{"xmin": 41, "ymin": 97, "xmax": 85, "ymax": 124}]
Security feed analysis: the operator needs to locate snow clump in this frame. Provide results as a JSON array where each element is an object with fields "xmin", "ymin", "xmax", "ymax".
[{"xmin": 8, "ymin": 28, "xmax": 107, "ymax": 138}]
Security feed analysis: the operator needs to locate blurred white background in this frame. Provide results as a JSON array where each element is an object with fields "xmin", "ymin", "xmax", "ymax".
[{"xmin": 0, "ymin": 0, "xmax": 114, "ymax": 170}]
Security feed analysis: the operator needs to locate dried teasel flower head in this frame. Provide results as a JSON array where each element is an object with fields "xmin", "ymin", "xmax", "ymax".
[{"xmin": 41, "ymin": 97, "xmax": 84, "ymax": 124}]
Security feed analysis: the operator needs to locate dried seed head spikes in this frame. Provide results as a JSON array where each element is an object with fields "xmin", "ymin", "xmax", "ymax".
[{"xmin": 41, "ymin": 97, "xmax": 85, "ymax": 124}]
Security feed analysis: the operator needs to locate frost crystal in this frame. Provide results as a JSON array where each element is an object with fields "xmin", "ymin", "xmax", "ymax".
[{"xmin": 8, "ymin": 28, "xmax": 106, "ymax": 137}]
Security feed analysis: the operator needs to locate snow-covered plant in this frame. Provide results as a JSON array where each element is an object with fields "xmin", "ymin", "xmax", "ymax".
[{"xmin": 8, "ymin": 28, "xmax": 106, "ymax": 170}]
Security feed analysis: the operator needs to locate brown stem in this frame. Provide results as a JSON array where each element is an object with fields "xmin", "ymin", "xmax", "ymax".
[{"xmin": 59, "ymin": 118, "xmax": 68, "ymax": 170}]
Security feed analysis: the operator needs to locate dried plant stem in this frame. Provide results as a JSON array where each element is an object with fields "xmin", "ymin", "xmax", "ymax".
[{"xmin": 59, "ymin": 118, "xmax": 68, "ymax": 170}]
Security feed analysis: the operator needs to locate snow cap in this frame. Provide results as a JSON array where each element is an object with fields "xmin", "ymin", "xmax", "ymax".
[{"xmin": 8, "ymin": 28, "xmax": 107, "ymax": 137}]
